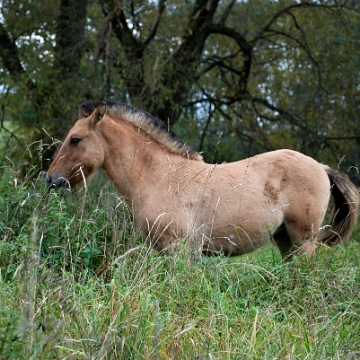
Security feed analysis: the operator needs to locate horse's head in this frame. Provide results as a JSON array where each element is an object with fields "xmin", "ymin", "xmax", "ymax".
[{"xmin": 46, "ymin": 103, "xmax": 107, "ymax": 189}]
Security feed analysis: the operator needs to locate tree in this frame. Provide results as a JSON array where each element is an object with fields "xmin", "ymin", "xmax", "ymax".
[
  {"xmin": 0, "ymin": 0, "xmax": 89, "ymax": 171},
  {"xmin": 0, "ymin": 0, "xmax": 359, "ymax": 174}
]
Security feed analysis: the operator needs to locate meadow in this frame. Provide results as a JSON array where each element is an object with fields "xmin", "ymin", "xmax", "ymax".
[{"xmin": 0, "ymin": 168, "xmax": 359, "ymax": 359}]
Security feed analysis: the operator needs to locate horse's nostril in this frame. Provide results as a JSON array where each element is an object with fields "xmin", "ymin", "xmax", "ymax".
[
  {"xmin": 46, "ymin": 175, "xmax": 69, "ymax": 189},
  {"xmin": 46, "ymin": 175, "xmax": 62, "ymax": 189},
  {"xmin": 46, "ymin": 175, "xmax": 54, "ymax": 189}
]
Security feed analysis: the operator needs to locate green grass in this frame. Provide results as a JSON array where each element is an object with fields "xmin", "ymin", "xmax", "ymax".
[{"xmin": 0, "ymin": 169, "xmax": 359, "ymax": 359}]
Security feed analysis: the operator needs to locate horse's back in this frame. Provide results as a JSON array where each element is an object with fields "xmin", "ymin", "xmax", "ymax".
[
  {"xmin": 217, "ymin": 149, "xmax": 330, "ymax": 202},
  {"xmin": 227, "ymin": 149, "xmax": 331, "ymax": 217}
]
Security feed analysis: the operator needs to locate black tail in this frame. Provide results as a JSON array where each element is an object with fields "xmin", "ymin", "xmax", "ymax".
[{"xmin": 319, "ymin": 166, "xmax": 358, "ymax": 246}]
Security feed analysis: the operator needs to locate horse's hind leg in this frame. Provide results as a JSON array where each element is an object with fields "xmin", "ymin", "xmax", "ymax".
[
  {"xmin": 273, "ymin": 222, "xmax": 317, "ymax": 261},
  {"xmin": 272, "ymin": 224, "xmax": 295, "ymax": 260}
]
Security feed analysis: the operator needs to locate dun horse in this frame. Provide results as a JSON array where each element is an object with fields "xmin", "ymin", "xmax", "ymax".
[{"xmin": 47, "ymin": 101, "xmax": 359, "ymax": 259}]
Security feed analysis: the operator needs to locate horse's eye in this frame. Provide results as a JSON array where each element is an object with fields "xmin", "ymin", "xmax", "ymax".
[{"xmin": 70, "ymin": 138, "xmax": 81, "ymax": 144}]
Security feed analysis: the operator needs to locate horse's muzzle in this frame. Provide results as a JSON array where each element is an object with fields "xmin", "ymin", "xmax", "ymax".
[{"xmin": 46, "ymin": 175, "xmax": 68, "ymax": 189}]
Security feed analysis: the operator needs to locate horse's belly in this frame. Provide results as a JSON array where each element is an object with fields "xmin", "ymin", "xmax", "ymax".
[
  {"xmin": 201, "ymin": 230, "xmax": 268, "ymax": 256},
  {"xmin": 200, "ymin": 211, "xmax": 284, "ymax": 256}
]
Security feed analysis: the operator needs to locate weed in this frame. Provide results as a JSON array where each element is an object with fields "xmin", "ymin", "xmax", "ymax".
[{"xmin": 0, "ymin": 168, "xmax": 359, "ymax": 359}]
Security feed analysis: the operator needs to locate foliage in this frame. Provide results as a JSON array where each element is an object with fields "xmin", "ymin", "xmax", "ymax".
[
  {"xmin": 0, "ymin": 168, "xmax": 137, "ymax": 281},
  {"xmin": 0, "ymin": 0, "xmax": 360, "ymax": 171}
]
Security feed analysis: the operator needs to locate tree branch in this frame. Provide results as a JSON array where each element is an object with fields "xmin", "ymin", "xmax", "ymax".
[
  {"xmin": 217, "ymin": 105, "xmax": 271, "ymax": 152},
  {"xmin": 200, "ymin": 51, "xmax": 242, "ymax": 76},
  {"xmin": 168, "ymin": 0, "xmax": 220, "ymax": 61},
  {"xmin": 198, "ymin": 103, "xmax": 214, "ymax": 152},
  {"xmin": 188, "ymin": 0, "xmax": 219, "ymax": 34},
  {"xmin": 187, "ymin": 92, "xmax": 308, "ymax": 132},
  {"xmin": 218, "ymin": 0, "xmax": 236, "ymax": 26},
  {"xmin": 321, "ymin": 135, "xmax": 360, "ymax": 141},
  {"xmin": 250, "ymin": 1, "xmax": 359, "ymax": 46},
  {"xmin": 143, "ymin": 0, "xmax": 166, "ymax": 46},
  {"xmin": 264, "ymin": 11, "xmax": 322, "ymax": 84},
  {"xmin": 251, "ymin": 96, "xmax": 307, "ymax": 130},
  {"xmin": 205, "ymin": 24, "xmax": 252, "ymax": 92},
  {"xmin": 100, "ymin": 0, "xmax": 141, "ymax": 51},
  {"xmin": 251, "ymin": 2, "xmax": 319, "ymax": 45},
  {"xmin": 80, "ymin": 9, "xmax": 115, "ymax": 98}
]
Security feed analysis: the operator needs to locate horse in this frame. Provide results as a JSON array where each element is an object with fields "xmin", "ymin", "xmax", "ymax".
[{"xmin": 46, "ymin": 100, "xmax": 359, "ymax": 260}]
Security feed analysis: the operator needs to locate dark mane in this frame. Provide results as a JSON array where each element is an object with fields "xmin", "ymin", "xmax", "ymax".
[{"xmin": 79, "ymin": 100, "xmax": 202, "ymax": 161}]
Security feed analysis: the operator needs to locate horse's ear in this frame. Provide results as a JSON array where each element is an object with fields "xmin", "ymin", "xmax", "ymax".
[{"xmin": 93, "ymin": 103, "xmax": 107, "ymax": 124}]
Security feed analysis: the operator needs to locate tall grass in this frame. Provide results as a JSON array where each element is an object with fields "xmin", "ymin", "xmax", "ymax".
[{"xmin": 0, "ymin": 168, "xmax": 359, "ymax": 359}]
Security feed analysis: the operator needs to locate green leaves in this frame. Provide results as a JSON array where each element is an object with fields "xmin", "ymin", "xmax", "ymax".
[{"xmin": 1, "ymin": 0, "xmax": 360, "ymax": 172}]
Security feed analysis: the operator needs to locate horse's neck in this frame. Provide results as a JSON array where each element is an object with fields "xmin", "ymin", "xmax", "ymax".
[{"xmin": 101, "ymin": 123, "xmax": 195, "ymax": 204}]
